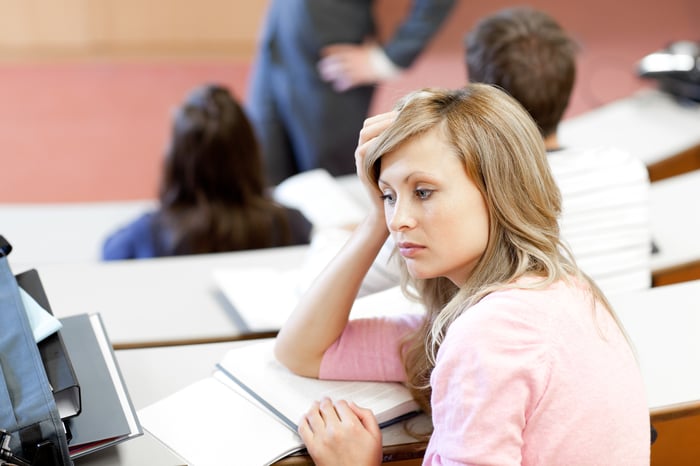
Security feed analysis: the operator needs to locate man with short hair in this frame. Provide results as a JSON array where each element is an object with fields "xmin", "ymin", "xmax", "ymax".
[{"xmin": 465, "ymin": 7, "xmax": 652, "ymax": 294}]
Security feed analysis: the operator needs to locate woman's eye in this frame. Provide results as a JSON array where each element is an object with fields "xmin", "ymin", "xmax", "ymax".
[
  {"xmin": 415, "ymin": 189, "xmax": 432, "ymax": 200},
  {"xmin": 381, "ymin": 192, "xmax": 396, "ymax": 204}
]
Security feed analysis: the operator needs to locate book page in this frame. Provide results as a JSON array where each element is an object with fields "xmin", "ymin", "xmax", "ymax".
[
  {"xmin": 214, "ymin": 264, "xmax": 424, "ymax": 332},
  {"xmin": 139, "ymin": 377, "xmax": 304, "ymax": 466},
  {"xmin": 212, "ymin": 267, "xmax": 301, "ymax": 331},
  {"xmin": 18, "ymin": 287, "xmax": 62, "ymax": 342},
  {"xmin": 216, "ymin": 339, "xmax": 419, "ymax": 430},
  {"xmin": 350, "ymin": 286, "xmax": 425, "ymax": 319},
  {"xmin": 273, "ymin": 169, "xmax": 366, "ymax": 229}
]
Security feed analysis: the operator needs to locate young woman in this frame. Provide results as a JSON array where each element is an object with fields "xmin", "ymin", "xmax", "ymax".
[
  {"xmin": 274, "ymin": 84, "xmax": 650, "ymax": 465},
  {"xmin": 102, "ymin": 84, "xmax": 311, "ymax": 260}
]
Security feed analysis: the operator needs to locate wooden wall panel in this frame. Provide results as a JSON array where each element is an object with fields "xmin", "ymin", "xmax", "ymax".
[
  {"xmin": 0, "ymin": 0, "xmax": 93, "ymax": 49},
  {"xmin": 0, "ymin": 0, "xmax": 268, "ymax": 59}
]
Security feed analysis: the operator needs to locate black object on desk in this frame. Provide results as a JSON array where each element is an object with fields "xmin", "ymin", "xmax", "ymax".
[
  {"xmin": 638, "ymin": 41, "xmax": 700, "ymax": 103},
  {"xmin": 16, "ymin": 269, "xmax": 82, "ymax": 421}
]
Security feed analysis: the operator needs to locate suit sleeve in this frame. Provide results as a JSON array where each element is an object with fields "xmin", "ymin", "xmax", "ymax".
[{"xmin": 382, "ymin": 0, "xmax": 456, "ymax": 68}]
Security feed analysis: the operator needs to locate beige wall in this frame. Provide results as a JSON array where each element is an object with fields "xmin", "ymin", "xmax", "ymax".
[{"xmin": 0, "ymin": 0, "xmax": 268, "ymax": 59}]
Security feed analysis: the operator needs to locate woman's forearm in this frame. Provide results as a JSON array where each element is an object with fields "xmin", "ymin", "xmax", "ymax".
[{"xmin": 274, "ymin": 216, "xmax": 389, "ymax": 377}]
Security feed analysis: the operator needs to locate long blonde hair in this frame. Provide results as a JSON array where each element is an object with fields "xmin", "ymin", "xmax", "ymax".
[{"xmin": 365, "ymin": 84, "xmax": 617, "ymax": 412}]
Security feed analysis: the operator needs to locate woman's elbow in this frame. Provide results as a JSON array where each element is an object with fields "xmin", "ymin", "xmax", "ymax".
[{"xmin": 273, "ymin": 337, "xmax": 321, "ymax": 378}]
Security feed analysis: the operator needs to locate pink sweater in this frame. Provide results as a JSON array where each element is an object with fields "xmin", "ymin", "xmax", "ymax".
[{"xmin": 320, "ymin": 279, "xmax": 650, "ymax": 465}]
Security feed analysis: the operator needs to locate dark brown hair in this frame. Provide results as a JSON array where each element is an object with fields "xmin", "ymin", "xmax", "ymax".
[
  {"xmin": 156, "ymin": 84, "xmax": 295, "ymax": 255},
  {"xmin": 465, "ymin": 7, "xmax": 578, "ymax": 138}
]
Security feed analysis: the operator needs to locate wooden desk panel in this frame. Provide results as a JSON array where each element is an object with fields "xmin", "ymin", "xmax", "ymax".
[
  {"xmin": 648, "ymin": 143, "xmax": 700, "ymax": 182},
  {"xmin": 652, "ymin": 259, "xmax": 700, "ymax": 287}
]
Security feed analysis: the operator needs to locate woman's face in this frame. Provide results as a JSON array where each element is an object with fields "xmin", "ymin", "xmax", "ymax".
[{"xmin": 378, "ymin": 129, "xmax": 490, "ymax": 286}]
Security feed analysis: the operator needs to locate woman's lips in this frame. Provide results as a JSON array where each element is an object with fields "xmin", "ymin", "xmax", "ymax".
[{"xmin": 397, "ymin": 242, "xmax": 425, "ymax": 258}]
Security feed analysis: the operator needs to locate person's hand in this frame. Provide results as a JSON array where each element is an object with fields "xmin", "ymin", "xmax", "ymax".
[
  {"xmin": 355, "ymin": 111, "xmax": 397, "ymax": 213},
  {"xmin": 298, "ymin": 398, "xmax": 382, "ymax": 466},
  {"xmin": 317, "ymin": 42, "xmax": 382, "ymax": 92}
]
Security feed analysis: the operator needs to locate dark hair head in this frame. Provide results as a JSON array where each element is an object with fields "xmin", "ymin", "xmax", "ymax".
[
  {"xmin": 154, "ymin": 84, "xmax": 299, "ymax": 255},
  {"xmin": 160, "ymin": 83, "xmax": 265, "ymax": 207},
  {"xmin": 465, "ymin": 7, "xmax": 578, "ymax": 137}
]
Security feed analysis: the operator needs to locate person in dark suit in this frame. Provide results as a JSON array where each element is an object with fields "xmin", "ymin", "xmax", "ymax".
[
  {"xmin": 246, "ymin": 0, "xmax": 455, "ymax": 186},
  {"xmin": 102, "ymin": 84, "xmax": 312, "ymax": 260}
]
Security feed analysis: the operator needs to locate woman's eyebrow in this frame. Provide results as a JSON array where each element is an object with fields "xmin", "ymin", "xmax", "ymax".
[{"xmin": 379, "ymin": 171, "xmax": 437, "ymax": 187}]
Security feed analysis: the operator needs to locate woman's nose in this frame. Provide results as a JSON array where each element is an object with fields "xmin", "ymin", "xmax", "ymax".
[{"xmin": 388, "ymin": 198, "xmax": 417, "ymax": 232}]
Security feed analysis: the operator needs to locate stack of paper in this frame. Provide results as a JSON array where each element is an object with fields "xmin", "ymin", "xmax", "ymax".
[{"xmin": 272, "ymin": 169, "xmax": 367, "ymax": 230}]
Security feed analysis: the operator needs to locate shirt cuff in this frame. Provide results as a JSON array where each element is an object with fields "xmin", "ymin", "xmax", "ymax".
[{"xmin": 369, "ymin": 45, "xmax": 403, "ymax": 80}]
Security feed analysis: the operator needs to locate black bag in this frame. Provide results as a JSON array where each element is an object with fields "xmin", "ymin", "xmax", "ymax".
[
  {"xmin": 0, "ymin": 235, "xmax": 72, "ymax": 466},
  {"xmin": 638, "ymin": 40, "xmax": 700, "ymax": 102}
]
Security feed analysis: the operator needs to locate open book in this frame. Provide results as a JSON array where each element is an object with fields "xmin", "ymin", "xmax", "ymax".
[
  {"xmin": 272, "ymin": 169, "xmax": 368, "ymax": 229},
  {"xmin": 139, "ymin": 339, "xmax": 421, "ymax": 466},
  {"xmin": 212, "ymin": 265, "xmax": 424, "ymax": 332}
]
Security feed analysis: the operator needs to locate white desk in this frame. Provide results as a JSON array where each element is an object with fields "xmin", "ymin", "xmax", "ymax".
[
  {"xmin": 0, "ymin": 199, "xmax": 155, "ymax": 265},
  {"xmin": 12, "ymin": 246, "xmax": 309, "ymax": 348},
  {"xmin": 649, "ymin": 169, "xmax": 700, "ymax": 273},
  {"xmin": 559, "ymin": 89, "xmax": 700, "ymax": 169},
  {"xmin": 1, "ymin": 175, "xmax": 363, "ymax": 269},
  {"xmin": 611, "ymin": 279, "xmax": 700, "ymax": 419},
  {"xmin": 73, "ymin": 434, "xmax": 185, "ymax": 466},
  {"xmin": 120, "ymin": 279, "xmax": 700, "ymax": 417}
]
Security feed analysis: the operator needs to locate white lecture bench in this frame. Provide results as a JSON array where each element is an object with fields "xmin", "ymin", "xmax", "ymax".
[
  {"xmin": 649, "ymin": 169, "xmax": 700, "ymax": 285},
  {"xmin": 12, "ymin": 246, "xmax": 310, "ymax": 349},
  {"xmin": 560, "ymin": 89, "xmax": 700, "ymax": 181}
]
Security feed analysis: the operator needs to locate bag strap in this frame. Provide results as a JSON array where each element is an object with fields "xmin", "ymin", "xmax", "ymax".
[
  {"xmin": 0, "ymin": 235, "xmax": 11, "ymax": 258},
  {"xmin": 0, "ymin": 236, "xmax": 72, "ymax": 466}
]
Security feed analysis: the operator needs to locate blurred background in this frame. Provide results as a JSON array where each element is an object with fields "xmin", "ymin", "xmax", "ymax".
[{"xmin": 0, "ymin": 0, "xmax": 698, "ymax": 202}]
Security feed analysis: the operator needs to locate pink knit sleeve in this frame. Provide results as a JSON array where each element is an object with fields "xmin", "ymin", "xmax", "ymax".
[{"xmin": 319, "ymin": 314, "xmax": 423, "ymax": 382}]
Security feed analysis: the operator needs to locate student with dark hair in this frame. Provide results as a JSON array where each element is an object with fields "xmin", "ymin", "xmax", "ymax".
[
  {"xmin": 102, "ymin": 84, "xmax": 312, "ymax": 260},
  {"xmin": 465, "ymin": 6, "xmax": 577, "ymax": 143}
]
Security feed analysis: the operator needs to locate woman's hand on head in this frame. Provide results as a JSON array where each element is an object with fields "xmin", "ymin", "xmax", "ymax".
[
  {"xmin": 355, "ymin": 112, "xmax": 397, "ymax": 217},
  {"xmin": 298, "ymin": 398, "xmax": 382, "ymax": 466}
]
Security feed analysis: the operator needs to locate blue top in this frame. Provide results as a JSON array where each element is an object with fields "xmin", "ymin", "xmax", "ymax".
[{"xmin": 102, "ymin": 208, "xmax": 312, "ymax": 260}]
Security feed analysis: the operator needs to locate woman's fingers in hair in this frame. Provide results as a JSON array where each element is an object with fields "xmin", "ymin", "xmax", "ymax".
[
  {"xmin": 358, "ymin": 111, "xmax": 397, "ymax": 146},
  {"xmin": 355, "ymin": 111, "xmax": 396, "ymax": 175}
]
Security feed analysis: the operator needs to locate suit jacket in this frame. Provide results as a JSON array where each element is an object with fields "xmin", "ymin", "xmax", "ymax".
[{"xmin": 261, "ymin": 0, "xmax": 455, "ymax": 68}]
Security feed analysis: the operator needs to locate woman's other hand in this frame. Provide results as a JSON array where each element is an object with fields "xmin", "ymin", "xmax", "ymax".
[{"xmin": 299, "ymin": 398, "xmax": 382, "ymax": 466}]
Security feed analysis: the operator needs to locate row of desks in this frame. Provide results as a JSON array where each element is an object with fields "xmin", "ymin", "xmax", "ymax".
[
  {"xmin": 19, "ymin": 245, "xmax": 696, "ymax": 419},
  {"xmin": 61, "ymin": 260, "xmax": 700, "ymax": 466},
  {"xmin": 8, "ymin": 163, "xmax": 700, "ymax": 349},
  {"xmin": 10, "ymin": 238, "xmax": 700, "ymax": 464}
]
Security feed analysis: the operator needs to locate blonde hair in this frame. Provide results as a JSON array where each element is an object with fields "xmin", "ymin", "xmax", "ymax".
[{"xmin": 364, "ymin": 83, "xmax": 616, "ymax": 412}]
